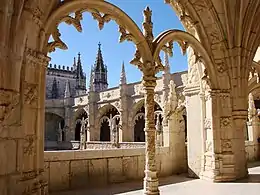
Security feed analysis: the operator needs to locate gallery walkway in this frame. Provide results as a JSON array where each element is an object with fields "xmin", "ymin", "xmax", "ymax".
[{"xmin": 51, "ymin": 162, "xmax": 260, "ymax": 195}]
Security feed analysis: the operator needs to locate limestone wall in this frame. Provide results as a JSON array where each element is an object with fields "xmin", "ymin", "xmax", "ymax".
[{"xmin": 44, "ymin": 147, "xmax": 187, "ymax": 192}]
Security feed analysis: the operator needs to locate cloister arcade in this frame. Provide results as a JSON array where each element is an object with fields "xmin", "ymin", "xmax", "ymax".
[{"xmin": 1, "ymin": 0, "xmax": 260, "ymax": 194}]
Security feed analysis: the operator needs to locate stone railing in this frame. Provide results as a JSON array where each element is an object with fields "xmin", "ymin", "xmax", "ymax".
[
  {"xmin": 45, "ymin": 141, "xmax": 145, "ymax": 151},
  {"xmin": 85, "ymin": 141, "xmax": 145, "ymax": 149},
  {"xmin": 44, "ymin": 146, "xmax": 187, "ymax": 192}
]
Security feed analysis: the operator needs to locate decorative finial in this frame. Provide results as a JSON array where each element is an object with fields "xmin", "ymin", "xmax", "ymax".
[
  {"xmin": 164, "ymin": 52, "xmax": 170, "ymax": 74},
  {"xmin": 143, "ymin": 6, "xmax": 154, "ymax": 47},
  {"xmin": 64, "ymin": 80, "xmax": 71, "ymax": 98},
  {"xmin": 120, "ymin": 61, "xmax": 127, "ymax": 85},
  {"xmin": 89, "ymin": 67, "xmax": 94, "ymax": 91}
]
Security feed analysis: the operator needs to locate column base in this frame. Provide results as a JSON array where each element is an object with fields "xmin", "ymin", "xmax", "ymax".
[{"xmin": 143, "ymin": 170, "xmax": 160, "ymax": 195}]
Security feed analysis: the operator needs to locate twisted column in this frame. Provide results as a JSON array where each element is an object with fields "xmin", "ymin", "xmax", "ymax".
[{"xmin": 143, "ymin": 76, "xmax": 159, "ymax": 195}]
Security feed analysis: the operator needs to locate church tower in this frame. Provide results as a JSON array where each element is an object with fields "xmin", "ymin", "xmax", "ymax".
[
  {"xmin": 75, "ymin": 52, "xmax": 87, "ymax": 95},
  {"xmin": 92, "ymin": 42, "xmax": 108, "ymax": 92}
]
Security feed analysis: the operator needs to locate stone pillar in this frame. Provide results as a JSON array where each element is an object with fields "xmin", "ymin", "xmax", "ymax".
[
  {"xmin": 143, "ymin": 77, "xmax": 159, "ymax": 195},
  {"xmin": 119, "ymin": 84, "xmax": 130, "ymax": 142},
  {"xmin": 184, "ymin": 86, "xmax": 204, "ymax": 178},
  {"xmin": 17, "ymin": 48, "xmax": 49, "ymax": 194},
  {"xmin": 87, "ymin": 91, "xmax": 97, "ymax": 141},
  {"xmin": 200, "ymin": 90, "xmax": 248, "ymax": 181},
  {"xmin": 64, "ymin": 98, "xmax": 73, "ymax": 141}
]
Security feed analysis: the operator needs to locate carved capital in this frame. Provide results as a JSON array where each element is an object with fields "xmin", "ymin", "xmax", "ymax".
[{"xmin": 25, "ymin": 48, "xmax": 50, "ymax": 68}]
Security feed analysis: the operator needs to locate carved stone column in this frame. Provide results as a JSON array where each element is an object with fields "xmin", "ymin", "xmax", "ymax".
[
  {"xmin": 88, "ymin": 91, "xmax": 97, "ymax": 141},
  {"xmin": 119, "ymin": 84, "xmax": 130, "ymax": 142},
  {"xmin": 143, "ymin": 77, "xmax": 159, "ymax": 195},
  {"xmin": 64, "ymin": 98, "xmax": 73, "ymax": 141},
  {"xmin": 17, "ymin": 48, "xmax": 50, "ymax": 194}
]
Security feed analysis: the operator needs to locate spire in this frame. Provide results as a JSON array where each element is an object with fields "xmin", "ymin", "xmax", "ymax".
[
  {"xmin": 51, "ymin": 77, "xmax": 59, "ymax": 99},
  {"xmin": 120, "ymin": 61, "xmax": 127, "ymax": 85},
  {"xmin": 164, "ymin": 52, "xmax": 170, "ymax": 74},
  {"xmin": 94, "ymin": 42, "xmax": 106, "ymax": 72},
  {"xmin": 92, "ymin": 42, "xmax": 108, "ymax": 92},
  {"xmin": 64, "ymin": 80, "xmax": 71, "ymax": 98},
  {"xmin": 76, "ymin": 52, "xmax": 84, "ymax": 79},
  {"xmin": 89, "ymin": 67, "xmax": 94, "ymax": 91}
]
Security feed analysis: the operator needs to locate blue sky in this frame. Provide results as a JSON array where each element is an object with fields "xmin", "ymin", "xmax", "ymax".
[{"xmin": 49, "ymin": 0, "xmax": 187, "ymax": 88}]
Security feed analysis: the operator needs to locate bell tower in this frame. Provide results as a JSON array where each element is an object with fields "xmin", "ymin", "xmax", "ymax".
[{"xmin": 91, "ymin": 42, "xmax": 108, "ymax": 92}]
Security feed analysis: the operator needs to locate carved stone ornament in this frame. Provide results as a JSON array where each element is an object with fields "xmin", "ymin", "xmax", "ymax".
[
  {"xmin": 0, "ymin": 90, "xmax": 20, "ymax": 124},
  {"xmin": 23, "ymin": 82, "xmax": 38, "ymax": 105},
  {"xmin": 205, "ymin": 140, "xmax": 213, "ymax": 152},
  {"xmin": 119, "ymin": 26, "xmax": 136, "ymax": 44},
  {"xmin": 220, "ymin": 117, "xmax": 231, "ymax": 128},
  {"xmin": 204, "ymin": 118, "xmax": 211, "ymax": 129},
  {"xmin": 222, "ymin": 139, "xmax": 232, "ymax": 151},
  {"xmin": 23, "ymin": 135, "xmax": 35, "ymax": 156}
]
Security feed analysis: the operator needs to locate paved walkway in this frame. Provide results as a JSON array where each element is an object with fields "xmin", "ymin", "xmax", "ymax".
[{"xmin": 52, "ymin": 162, "xmax": 260, "ymax": 195}]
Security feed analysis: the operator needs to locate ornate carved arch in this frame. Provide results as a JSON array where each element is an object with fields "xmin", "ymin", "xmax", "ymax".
[
  {"xmin": 153, "ymin": 29, "xmax": 219, "ymax": 89},
  {"xmin": 39, "ymin": 0, "xmax": 152, "ymax": 62}
]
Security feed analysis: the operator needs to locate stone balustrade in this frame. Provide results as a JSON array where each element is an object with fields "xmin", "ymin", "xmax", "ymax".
[{"xmin": 44, "ymin": 146, "xmax": 188, "ymax": 192}]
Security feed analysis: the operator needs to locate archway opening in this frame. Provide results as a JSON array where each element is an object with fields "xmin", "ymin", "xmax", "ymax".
[
  {"xmin": 44, "ymin": 112, "xmax": 65, "ymax": 150},
  {"xmin": 99, "ymin": 105, "xmax": 120, "ymax": 141},
  {"xmin": 134, "ymin": 101, "xmax": 162, "ymax": 142},
  {"xmin": 74, "ymin": 109, "xmax": 88, "ymax": 141}
]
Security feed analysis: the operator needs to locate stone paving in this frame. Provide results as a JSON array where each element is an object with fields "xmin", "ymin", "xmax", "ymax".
[{"xmin": 51, "ymin": 162, "xmax": 260, "ymax": 195}]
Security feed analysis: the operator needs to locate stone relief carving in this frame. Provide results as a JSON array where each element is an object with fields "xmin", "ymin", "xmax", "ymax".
[
  {"xmin": 205, "ymin": 140, "xmax": 213, "ymax": 152},
  {"xmin": 163, "ymin": 80, "xmax": 178, "ymax": 122},
  {"xmin": 204, "ymin": 118, "xmax": 212, "ymax": 129},
  {"xmin": 23, "ymin": 82, "xmax": 38, "ymax": 105},
  {"xmin": 23, "ymin": 135, "xmax": 35, "ymax": 156},
  {"xmin": 220, "ymin": 117, "xmax": 231, "ymax": 128},
  {"xmin": 222, "ymin": 139, "xmax": 232, "ymax": 152},
  {"xmin": 0, "ymin": 90, "xmax": 20, "ymax": 124},
  {"xmin": 134, "ymin": 84, "xmax": 144, "ymax": 95}
]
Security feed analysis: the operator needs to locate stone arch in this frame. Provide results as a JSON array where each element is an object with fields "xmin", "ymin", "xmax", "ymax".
[
  {"xmin": 73, "ymin": 108, "xmax": 88, "ymax": 141},
  {"xmin": 39, "ymin": 0, "xmax": 152, "ymax": 62},
  {"xmin": 153, "ymin": 29, "xmax": 219, "ymax": 89},
  {"xmin": 97, "ymin": 104, "xmax": 120, "ymax": 141},
  {"xmin": 45, "ymin": 112, "xmax": 65, "ymax": 142}
]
